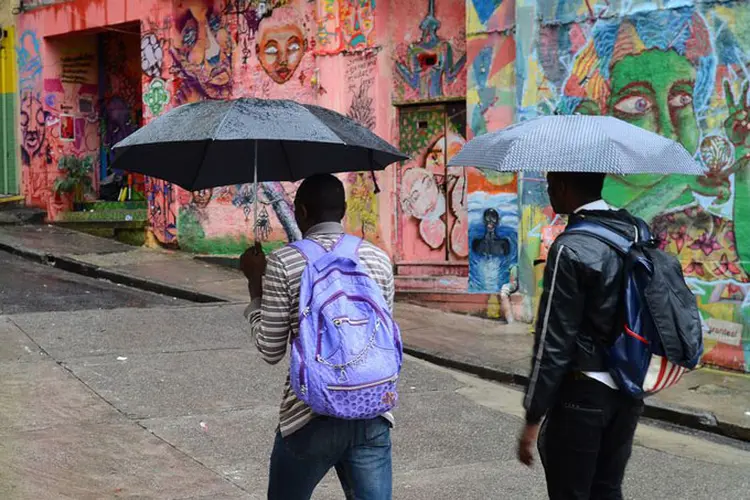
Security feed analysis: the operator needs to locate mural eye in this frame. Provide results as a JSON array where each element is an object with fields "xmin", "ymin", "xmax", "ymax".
[
  {"xmin": 36, "ymin": 109, "xmax": 46, "ymax": 125},
  {"xmin": 264, "ymin": 44, "xmax": 279, "ymax": 55},
  {"xmin": 613, "ymin": 95, "xmax": 653, "ymax": 115},
  {"xmin": 182, "ymin": 26, "xmax": 197, "ymax": 47},
  {"xmin": 668, "ymin": 92, "xmax": 693, "ymax": 108},
  {"xmin": 20, "ymin": 112, "xmax": 29, "ymax": 127},
  {"xmin": 288, "ymin": 41, "xmax": 301, "ymax": 52},
  {"xmin": 208, "ymin": 13, "xmax": 222, "ymax": 33}
]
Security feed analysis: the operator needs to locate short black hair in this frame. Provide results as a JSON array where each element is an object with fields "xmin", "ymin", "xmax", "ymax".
[
  {"xmin": 549, "ymin": 172, "xmax": 606, "ymax": 199},
  {"xmin": 295, "ymin": 174, "xmax": 346, "ymax": 222}
]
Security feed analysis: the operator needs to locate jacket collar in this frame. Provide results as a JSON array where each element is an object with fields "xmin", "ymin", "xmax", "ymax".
[{"xmin": 574, "ymin": 199, "xmax": 611, "ymax": 213}]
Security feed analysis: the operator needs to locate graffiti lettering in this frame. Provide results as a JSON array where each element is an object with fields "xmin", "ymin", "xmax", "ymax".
[
  {"xmin": 346, "ymin": 53, "xmax": 376, "ymax": 130},
  {"xmin": 16, "ymin": 30, "xmax": 42, "ymax": 91},
  {"xmin": 141, "ymin": 32, "xmax": 165, "ymax": 78}
]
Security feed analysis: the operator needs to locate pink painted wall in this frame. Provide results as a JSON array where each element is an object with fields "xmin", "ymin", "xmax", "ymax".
[
  {"xmin": 17, "ymin": 0, "xmax": 395, "ymax": 256},
  {"xmin": 380, "ymin": 0, "xmax": 469, "ymax": 267},
  {"xmin": 17, "ymin": 0, "xmax": 146, "ymax": 219}
]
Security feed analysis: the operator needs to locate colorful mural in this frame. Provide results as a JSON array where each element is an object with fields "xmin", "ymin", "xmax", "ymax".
[
  {"xmin": 467, "ymin": 171, "xmax": 518, "ymax": 292},
  {"xmin": 464, "ymin": 0, "xmax": 518, "ymax": 299},
  {"xmin": 397, "ymin": 103, "xmax": 468, "ymax": 262},
  {"xmin": 16, "ymin": 28, "xmax": 102, "ymax": 219},
  {"xmin": 142, "ymin": 8, "xmax": 178, "ymax": 244},
  {"xmin": 315, "ymin": 0, "xmax": 376, "ymax": 55},
  {"xmin": 520, "ymin": 2, "xmax": 750, "ymax": 372},
  {"xmin": 392, "ymin": 0, "xmax": 467, "ymax": 102},
  {"xmin": 344, "ymin": 51, "xmax": 380, "ymax": 244},
  {"xmin": 166, "ymin": 0, "xmax": 314, "ymax": 252}
]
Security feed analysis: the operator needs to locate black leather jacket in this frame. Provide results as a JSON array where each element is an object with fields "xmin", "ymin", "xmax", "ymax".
[{"xmin": 523, "ymin": 209, "xmax": 645, "ymax": 424}]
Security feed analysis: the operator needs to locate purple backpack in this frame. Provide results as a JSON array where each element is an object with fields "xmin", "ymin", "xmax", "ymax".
[{"xmin": 289, "ymin": 234, "xmax": 402, "ymax": 419}]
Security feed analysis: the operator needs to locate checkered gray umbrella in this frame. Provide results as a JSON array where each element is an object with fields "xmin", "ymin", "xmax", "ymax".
[{"xmin": 448, "ymin": 115, "xmax": 704, "ymax": 175}]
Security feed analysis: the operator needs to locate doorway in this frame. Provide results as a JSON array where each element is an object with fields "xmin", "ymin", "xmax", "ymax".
[{"xmin": 395, "ymin": 101, "xmax": 468, "ymax": 265}]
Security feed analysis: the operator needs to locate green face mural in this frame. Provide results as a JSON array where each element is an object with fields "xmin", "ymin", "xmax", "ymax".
[
  {"xmin": 577, "ymin": 49, "xmax": 706, "ymax": 219},
  {"xmin": 524, "ymin": 6, "xmax": 750, "ymax": 372}
]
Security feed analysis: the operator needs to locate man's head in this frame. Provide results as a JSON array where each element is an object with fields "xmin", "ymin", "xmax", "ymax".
[
  {"xmin": 546, "ymin": 172, "xmax": 606, "ymax": 215},
  {"xmin": 294, "ymin": 174, "xmax": 347, "ymax": 234}
]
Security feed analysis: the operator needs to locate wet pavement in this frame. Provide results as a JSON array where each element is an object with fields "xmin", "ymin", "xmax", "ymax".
[
  {"xmin": 0, "ymin": 250, "xmax": 188, "ymax": 314},
  {"xmin": 1, "ymin": 223, "xmax": 749, "ymax": 442},
  {"xmin": 2, "ymin": 303, "xmax": 749, "ymax": 499}
]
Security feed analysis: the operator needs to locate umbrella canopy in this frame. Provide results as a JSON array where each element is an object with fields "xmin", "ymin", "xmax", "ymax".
[
  {"xmin": 447, "ymin": 115, "xmax": 704, "ymax": 175},
  {"xmin": 112, "ymin": 98, "xmax": 408, "ymax": 191}
]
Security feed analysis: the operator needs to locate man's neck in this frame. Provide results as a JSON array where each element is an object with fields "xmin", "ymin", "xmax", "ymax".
[{"xmin": 303, "ymin": 221, "xmax": 344, "ymax": 238}]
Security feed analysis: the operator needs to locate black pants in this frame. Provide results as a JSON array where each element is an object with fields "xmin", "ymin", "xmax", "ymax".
[{"xmin": 538, "ymin": 377, "xmax": 643, "ymax": 500}]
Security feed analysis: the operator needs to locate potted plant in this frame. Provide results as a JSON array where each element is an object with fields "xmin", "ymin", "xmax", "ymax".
[{"xmin": 54, "ymin": 155, "xmax": 94, "ymax": 211}]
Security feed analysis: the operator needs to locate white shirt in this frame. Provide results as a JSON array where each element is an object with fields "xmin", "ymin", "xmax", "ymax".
[{"xmin": 573, "ymin": 200, "xmax": 619, "ymax": 390}]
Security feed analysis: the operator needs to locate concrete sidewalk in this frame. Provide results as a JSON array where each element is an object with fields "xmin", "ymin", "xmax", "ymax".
[{"xmin": 1, "ymin": 224, "xmax": 749, "ymax": 441}]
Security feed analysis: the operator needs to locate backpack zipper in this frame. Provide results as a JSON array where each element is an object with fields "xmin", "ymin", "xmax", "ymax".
[
  {"xmin": 294, "ymin": 340, "xmax": 306, "ymax": 396},
  {"xmin": 315, "ymin": 292, "xmax": 388, "ymax": 358},
  {"xmin": 327, "ymin": 374, "xmax": 398, "ymax": 391}
]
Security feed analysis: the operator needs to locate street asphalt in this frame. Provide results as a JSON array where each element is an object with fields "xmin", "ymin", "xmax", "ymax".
[
  {"xmin": 1, "ymin": 257, "xmax": 749, "ymax": 499},
  {"xmin": 0, "ymin": 249, "xmax": 189, "ymax": 314}
]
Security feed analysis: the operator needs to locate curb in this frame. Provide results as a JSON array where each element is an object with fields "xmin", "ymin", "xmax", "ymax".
[
  {"xmin": 404, "ymin": 345, "xmax": 750, "ymax": 443},
  {"xmin": 0, "ymin": 240, "xmax": 228, "ymax": 304}
]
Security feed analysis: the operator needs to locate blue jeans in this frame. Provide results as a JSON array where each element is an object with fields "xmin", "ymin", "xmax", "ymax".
[{"xmin": 268, "ymin": 416, "xmax": 392, "ymax": 500}]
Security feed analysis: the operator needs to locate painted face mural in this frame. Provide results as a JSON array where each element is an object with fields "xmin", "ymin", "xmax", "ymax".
[
  {"xmin": 256, "ymin": 7, "xmax": 308, "ymax": 84},
  {"xmin": 20, "ymin": 92, "xmax": 46, "ymax": 165},
  {"xmin": 560, "ymin": 11, "xmax": 719, "ymax": 219},
  {"xmin": 528, "ymin": 4, "xmax": 750, "ymax": 371},
  {"xmin": 172, "ymin": 0, "xmax": 233, "ymax": 101}
]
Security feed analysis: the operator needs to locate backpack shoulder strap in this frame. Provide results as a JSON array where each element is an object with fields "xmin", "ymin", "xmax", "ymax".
[
  {"xmin": 565, "ymin": 220, "xmax": 633, "ymax": 254},
  {"xmin": 289, "ymin": 238, "xmax": 328, "ymax": 263},
  {"xmin": 333, "ymin": 234, "xmax": 363, "ymax": 259}
]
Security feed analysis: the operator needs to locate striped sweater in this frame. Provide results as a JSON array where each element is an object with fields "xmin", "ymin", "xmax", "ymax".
[{"xmin": 244, "ymin": 222, "xmax": 395, "ymax": 437}]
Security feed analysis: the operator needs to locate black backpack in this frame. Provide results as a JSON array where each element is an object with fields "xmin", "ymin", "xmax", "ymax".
[{"xmin": 566, "ymin": 218, "xmax": 703, "ymax": 398}]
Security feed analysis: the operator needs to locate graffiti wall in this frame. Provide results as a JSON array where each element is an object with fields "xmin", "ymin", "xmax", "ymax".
[
  {"xmin": 396, "ymin": 103, "xmax": 469, "ymax": 263},
  {"xmin": 465, "ymin": 0, "xmax": 518, "ymax": 297},
  {"xmin": 391, "ymin": 0, "xmax": 467, "ymax": 103},
  {"xmin": 137, "ymin": 0, "xmax": 385, "ymax": 252},
  {"xmin": 17, "ymin": 28, "xmax": 101, "ymax": 219},
  {"xmin": 520, "ymin": 1, "xmax": 750, "ymax": 372},
  {"xmin": 19, "ymin": 0, "xmax": 391, "ymax": 250}
]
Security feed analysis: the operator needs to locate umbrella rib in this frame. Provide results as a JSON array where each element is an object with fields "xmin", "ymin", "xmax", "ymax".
[{"xmin": 189, "ymin": 139, "xmax": 213, "ymax": 190}]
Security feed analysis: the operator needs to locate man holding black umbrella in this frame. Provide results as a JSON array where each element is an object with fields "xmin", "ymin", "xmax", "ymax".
[
  {"xmin": 240, "ymin": 174, "xmax": 397, "ymax": 500},
  {"xmin": 518, "ymin": 172, "xmax": 645, "ymax": 499}
]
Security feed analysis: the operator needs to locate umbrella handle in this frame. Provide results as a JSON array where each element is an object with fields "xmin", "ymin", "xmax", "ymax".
[{"xmin": 253, "ymin": 140, "xmax": 259, "ymax": 244}]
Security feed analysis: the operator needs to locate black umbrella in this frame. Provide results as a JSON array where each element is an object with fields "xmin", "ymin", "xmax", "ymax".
[{"xmin": 112, "ymin": 98, "xmax": 407, "ymax": 240}]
